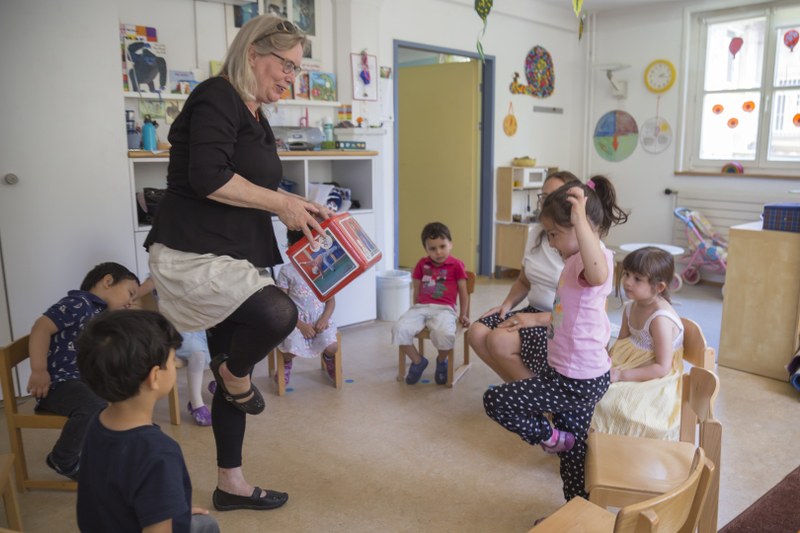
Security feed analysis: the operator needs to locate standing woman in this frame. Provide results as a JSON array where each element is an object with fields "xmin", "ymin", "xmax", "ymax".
[{"xmin": 144, "ymin": 16, "xmax": 328, "ymax": 511}]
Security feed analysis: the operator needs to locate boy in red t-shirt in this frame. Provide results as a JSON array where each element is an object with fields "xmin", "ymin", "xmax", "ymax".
[{"xmin": 392, "ymin": 222, "xmax": 470, "ymax": 385}]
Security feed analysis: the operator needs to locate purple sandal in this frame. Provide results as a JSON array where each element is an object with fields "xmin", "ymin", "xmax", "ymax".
[
  {"xmin": 540, "ymin": 429, "xmax": 575, "ymax": 454},
  {"xmin": 187, "ymin": 402, "xmax": 212, "ymax": 426}
]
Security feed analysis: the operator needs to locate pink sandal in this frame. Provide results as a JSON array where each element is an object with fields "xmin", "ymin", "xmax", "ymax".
[{"xmin": 540, "ymin": 429, "xmax": 575, "ymax": 454}]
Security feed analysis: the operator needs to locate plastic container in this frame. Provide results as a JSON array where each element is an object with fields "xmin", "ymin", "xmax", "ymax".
[{"xmin": 376, "ymin": 270, "xmax": 412, "ymax": 321}]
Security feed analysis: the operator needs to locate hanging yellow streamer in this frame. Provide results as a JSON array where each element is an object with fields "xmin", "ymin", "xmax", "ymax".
[
  {"xmin": 475, "ymin": 0, "xmax": 493, "ymax": 62},
  {"xmin": 573, "ymin": 0, "xmax": 583, "ymax": 18}
]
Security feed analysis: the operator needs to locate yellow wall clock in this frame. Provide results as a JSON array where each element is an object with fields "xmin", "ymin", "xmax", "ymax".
[{"xmin": 644, "ymin": 59, "xmax": 676, "ymax": 94}]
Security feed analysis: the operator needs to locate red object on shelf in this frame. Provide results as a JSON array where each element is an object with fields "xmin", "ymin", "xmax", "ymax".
[{"xmin": 287, "ymin": 213, "xmax": 382, "ymax": 301}]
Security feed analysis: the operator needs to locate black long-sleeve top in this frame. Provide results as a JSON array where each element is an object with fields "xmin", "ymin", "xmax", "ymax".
[{"xmin": 144, "ymin": 77, "xmax": 282, "ymax": 268}]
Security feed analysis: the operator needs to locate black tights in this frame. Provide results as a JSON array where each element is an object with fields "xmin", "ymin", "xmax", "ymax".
[{"xmin": 206, "ymin": 285, "xmax": 297, "ymax": 468}]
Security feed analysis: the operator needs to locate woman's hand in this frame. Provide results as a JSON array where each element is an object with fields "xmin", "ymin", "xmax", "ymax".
[
  {"xmin": 297, "ymin": 321, "xmax": 317, "ymax": 339},
  {"xmin": 498, "ymin": 312, "xmax": 545, "ymax": 332},
  {"xmin": 480, "ymin": 302, "xmax": 512, "ymax": 320},
  {"xmin": 276, "ymin": 195, "xmax": 326, "ymax": 243},
  {"xmin": 27, "ymin": 369, "xmax": 51, "ymax": 399}
]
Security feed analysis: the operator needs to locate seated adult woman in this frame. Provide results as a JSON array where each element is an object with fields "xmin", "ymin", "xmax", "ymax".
[{"xmin": 468, "ymin": 171, "xmax": 579, "ymax": 382}]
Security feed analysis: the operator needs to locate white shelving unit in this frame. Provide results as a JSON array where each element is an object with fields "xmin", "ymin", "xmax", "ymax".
[{"xmin": 128, "ymin": 151, "xmax": 379, "ymax": 326}]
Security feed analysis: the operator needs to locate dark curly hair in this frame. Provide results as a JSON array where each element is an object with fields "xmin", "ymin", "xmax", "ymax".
[
  {"xmin": 79, "ymin": 262, "xmax": 139, "ymax": 292},
  {"xmin": 420, "ymin": 222, "xmax": 452, "ymax": 246}
]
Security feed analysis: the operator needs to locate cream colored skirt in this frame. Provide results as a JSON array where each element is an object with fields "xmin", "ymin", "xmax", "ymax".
[{"xmin": 147, "ymin": 243, "xmax": 274, "ymax": 332}]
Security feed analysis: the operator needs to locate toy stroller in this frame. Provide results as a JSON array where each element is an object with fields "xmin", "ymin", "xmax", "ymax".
[{"xmin": 673, "ymin": 208, "xmax": 728, "ymax": 285}]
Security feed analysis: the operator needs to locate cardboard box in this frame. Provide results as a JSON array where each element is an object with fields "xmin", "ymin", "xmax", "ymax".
[
  {"xmin": 287, "ymin": 213, "xmax": 382, "ymax": 301},
  {"xmin": 763, "ymin": 202, "xmax": 800, "ymax": 233}
]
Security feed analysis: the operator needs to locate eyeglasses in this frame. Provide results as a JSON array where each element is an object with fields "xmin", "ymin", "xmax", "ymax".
[
  {"xmin": 270, "ymin": 52, "xmax": 302, "ymax": 76},
  {"xmin": 537, "ymin": 192, "xmax": 548, "ymax": 204}
]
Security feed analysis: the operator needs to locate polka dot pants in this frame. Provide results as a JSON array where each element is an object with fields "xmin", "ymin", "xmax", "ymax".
[
  {"xmin": 477, "ymin": 306, "xmax": 549, "ymax": 375},
  {"xmin": 483, "ymin": 365, "xmax": 610, "ymax": 500}
]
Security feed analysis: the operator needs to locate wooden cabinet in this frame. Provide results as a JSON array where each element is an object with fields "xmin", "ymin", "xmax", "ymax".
[
  {"xmin": 719, "ymin": 221, "xmax": 800, "ymax": 380},
  {"xmin": 128, "ymin": 151, "xmax": 380, "ymax": 327},
  {"xmin": 495, "ymin": 223, "xmax": 531, "ymax": 270}
]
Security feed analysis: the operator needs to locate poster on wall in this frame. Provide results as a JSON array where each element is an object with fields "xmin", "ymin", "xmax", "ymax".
[
  {"xmin": 639, "ymin": 116, "xmax": 672, "ymax": 154},
  {"xmin": 351, "ymin": 52, "xmax": 378, "ymax": 101},
  {"xmin": 509, "ymin": 45, "xmax": 555, "ymax": 98},
  {"xmin": 593, "ymin": 110, "xmax": 638, "ymax": 162},
  {"xmin": 292, "ymin": 0, "xmax": 315, "ymax": 36},
  {"xmin": 225, "ymin": 0, "xmax": 317, "ymax": 58}
]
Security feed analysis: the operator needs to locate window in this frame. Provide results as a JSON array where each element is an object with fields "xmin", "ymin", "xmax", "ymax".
[{"xmin": 681, "ymin": 3, "xmax": 800, "ymax": 176}]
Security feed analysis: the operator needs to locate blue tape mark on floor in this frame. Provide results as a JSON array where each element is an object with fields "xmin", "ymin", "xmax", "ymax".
[
  {"xmin": 345, "ymin": 379, "xmax": 354, "ymax": 383},
  {"xmin": 421, "ymin": 379, "xmax": 431, "ymax": 384},
  {"xmin": 286, "ymin": 387, "xmax": 294, "ymax": 392}
]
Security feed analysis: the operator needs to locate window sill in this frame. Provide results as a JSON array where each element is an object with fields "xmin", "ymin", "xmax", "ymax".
[{"xmin": 675, "ymin": 170, "xmax": 800, "ymax": 180}]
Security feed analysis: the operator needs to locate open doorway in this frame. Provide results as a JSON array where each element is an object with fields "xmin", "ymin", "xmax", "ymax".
[{"xmin": 393, "ymin": 41, "xmax": 495, "ymax": 275}]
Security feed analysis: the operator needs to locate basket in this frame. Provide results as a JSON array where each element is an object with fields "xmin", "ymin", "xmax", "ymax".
[{"xmin": 512, "ymin": 156, "xmax": 537, "ymax": 167}]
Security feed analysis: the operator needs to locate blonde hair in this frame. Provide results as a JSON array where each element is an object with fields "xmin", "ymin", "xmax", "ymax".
[{"xmin": 221, "ymin": 15, "xmax": 307, "ymax": 102}]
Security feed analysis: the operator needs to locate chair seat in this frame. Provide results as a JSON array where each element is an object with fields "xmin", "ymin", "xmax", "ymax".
[
  {"xmin": 586, "ymin": 432, "xmax": 696, "ymax": 497},
  {"xmin": 529, "ymin": 497, "xmax": 615, "ymax": 532}
]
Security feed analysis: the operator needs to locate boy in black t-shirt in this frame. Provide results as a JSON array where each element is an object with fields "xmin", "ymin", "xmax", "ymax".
[{"xmin": 75, "ymin": 310, "xmax": 219, "ymax": 533}]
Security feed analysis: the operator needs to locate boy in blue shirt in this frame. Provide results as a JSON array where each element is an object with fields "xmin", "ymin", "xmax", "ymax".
[
  {"xmin": 76, "ymin": 310, "xmax": 219, "ymax": 533},
  {"xmin": 27, "ymin": 262, "xmax": 140, "ymax": 480}
]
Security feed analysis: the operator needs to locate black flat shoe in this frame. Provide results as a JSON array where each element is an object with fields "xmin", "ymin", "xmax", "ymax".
[
  {"xmin": 212, "ymin": 487, "xmax": 288, "ymax": 511},
  {"xmin": 209, "ymin": 354, "xmax": 265, "ymax": 415}
]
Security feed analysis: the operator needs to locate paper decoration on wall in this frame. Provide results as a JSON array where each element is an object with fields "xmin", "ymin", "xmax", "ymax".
[
  {"xmin": 475, "ymin": 0, "xmax": 493, "ymax": 61},
  {"xmin": 124, "ymin": 40, "xmax": 167, "ymax": 93},
  {"xmin": 729, "ymin": 37, "xmax": 744, "ymax": 58},
  {"xmin": 503, "ymin": 103, "xmax": 518, "ymax": 136},
  {"xmin": 350, "ymin": 53, "xmax": 377, "ymax": 101},
  {"xmin": 639, "ymin": 116, "xmax": 672, "ymax": 154},
  {"xmin": 742, "ymin": 101, "xmax": 756, "ymax": 112},
  {"xmin": 594, "ymin": 110, "xmax": 638, "ymax": 162},
  {"xmin": 793, "ymin": 113, "xmax": 800, "ymax": 127},
  {"xmin": 509, "ymin": 46, "xmax": 555, "ymax": 98},
  {"xmin": 712, "ymin": 104, "xmax": 724, "ymax": 114},
  {"xmin": 721, "ymin": 162, "xmax": 744, "ymax": 174},
  {"xmin": 578, "ymin": 13, "xmax": 587, "ymax": 41},
  {"xmin": 572, "ymin": 0, "xmax": 583, "ymax": 17},
  {"xmin": 727, "ymin": 117, "xmax": 739, "ymax": 128},
  {"xmin": 785, "ymin": 29, "xmax": 799, "ymax": 52}
]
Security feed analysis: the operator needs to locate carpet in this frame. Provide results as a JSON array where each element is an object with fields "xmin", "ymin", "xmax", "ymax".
[{"xmin": 719, "ymin": 464, "xmax": 800, "ymax": 533}]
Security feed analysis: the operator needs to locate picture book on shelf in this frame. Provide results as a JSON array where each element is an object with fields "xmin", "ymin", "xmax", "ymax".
[
  {"xmin": 168, "ymin": 70, "xmax": 197, "ymax": 95},
  {"xmin": 294, "ymin": 72, "xmax": 310, "ymax": 99},
  {"xmin": 287, "ymin": 213, "xmax": 381, "ymax": 301},
  {"xmin": 309, "ymin": 71, "xmax": 336, "ymax": 101},
  {"xmin": 124, "ymin": 39, "xmax": 168, "ymax": 93}
]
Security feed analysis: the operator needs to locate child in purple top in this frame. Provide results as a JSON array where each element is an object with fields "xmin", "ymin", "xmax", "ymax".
[
  {"xmin": 484, "ymin": 176, "xmax": 628, "ymax": 503},
  {"xmin": 27, "ymin": 262, "xmax": 140, "ymax": 480},
  {"xmin": 392, "ymin": 222, "xmax": 470, "ymax": 385}
]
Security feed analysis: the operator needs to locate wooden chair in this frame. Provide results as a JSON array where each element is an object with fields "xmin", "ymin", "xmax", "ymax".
[
  {"xmin": 0, "ymin": 335, "xmax": 75, "ymax": 492},
  {"xmin": 269, "ymin": 331, "xmax": 343, "ymax": 396},
  {"xmin": 396, "ymin": 271, "xmax": 476, "ymax": 387},
  {"xmin": 137, "ymin": 290, "xmax": 185, "ymax": 426},
  {"xmin": 585, "ymin": 364, "xmax": 722, "ymax": 533},
  {"xmin": 531, "ymin": 447, "xmax": 714, "ymax": 533},
  {"xmin": 0, "ymin": 454, "xmax": 23, "ymax": 531}
]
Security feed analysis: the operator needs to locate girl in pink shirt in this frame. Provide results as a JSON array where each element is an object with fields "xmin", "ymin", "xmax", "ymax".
[{"xmin": 484, "ymin": 176, "xmax": 627, "ymax": 502}]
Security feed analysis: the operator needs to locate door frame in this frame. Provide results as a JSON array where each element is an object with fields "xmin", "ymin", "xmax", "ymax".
[{"xmin": 393, "ymin": 40, "xmax": 495, "ymax": 276}]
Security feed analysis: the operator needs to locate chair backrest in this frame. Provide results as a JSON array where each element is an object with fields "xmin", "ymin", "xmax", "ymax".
[
  {"xmin": 680, "ymin": 317, "xmax": 715, "ymax": 370},
  {"xmin": 614, "ymin": 447, "xmax": 714, "ymax": 533},
  {"xmin": 0, "ymin": 337, "xmax": 30, "ymax": 415},
  {"xmin": 466, "ymin": 271, "xmax": 476, "ymax": 294}
]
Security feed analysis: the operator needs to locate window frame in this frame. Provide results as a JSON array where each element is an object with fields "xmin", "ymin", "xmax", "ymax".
[{"xmin": 678, "ymin": 1, "xmax": 800, "ymax": 178}]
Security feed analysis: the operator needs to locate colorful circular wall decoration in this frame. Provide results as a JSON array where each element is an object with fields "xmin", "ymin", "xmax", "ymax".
[
  {"xmin": 722, "ymin": 162, "xmax": 744, "ymax": 174},
  {"xmin": 639, "ymin": 116, "xmax": 672, "ymax": 154},
  {"xmin": 712, "ymin": 104, "xmax": 724, "ymax": 114},
  {"xmin": 785, "ymin": 29, "xmax": 798, "ymax": 52},
  {"xmin": 794, "ymin": 113, "xmax": 800, "ymax": 127},
  {"xmin": 509, "ymin": 45, "xmax": 555, "ymax": 98},
  {"xmin": 742, "ymin": 101, "xmax": 755, "ymax": 112},
  {"xmin": 727, "ymin": 118, "xmax": 739, "ymax": 128},
  {"xmin": 594, "ymin": 110, "xmax": 639, "ymax": 162}
]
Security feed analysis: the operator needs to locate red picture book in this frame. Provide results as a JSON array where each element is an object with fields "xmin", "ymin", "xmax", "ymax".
[{"xmin": 287, "ymin": 213, "xmax": 382, "ymax": 301}]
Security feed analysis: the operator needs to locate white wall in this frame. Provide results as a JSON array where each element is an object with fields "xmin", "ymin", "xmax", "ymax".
[{"xmin": 589, "ymin": 0, "xmax": 797, "ymax": 247}]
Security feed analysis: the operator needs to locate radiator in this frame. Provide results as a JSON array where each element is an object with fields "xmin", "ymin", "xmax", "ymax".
[{"xmin": 671, "ymin": 188, "xmax": 793, "ymax": 248}]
